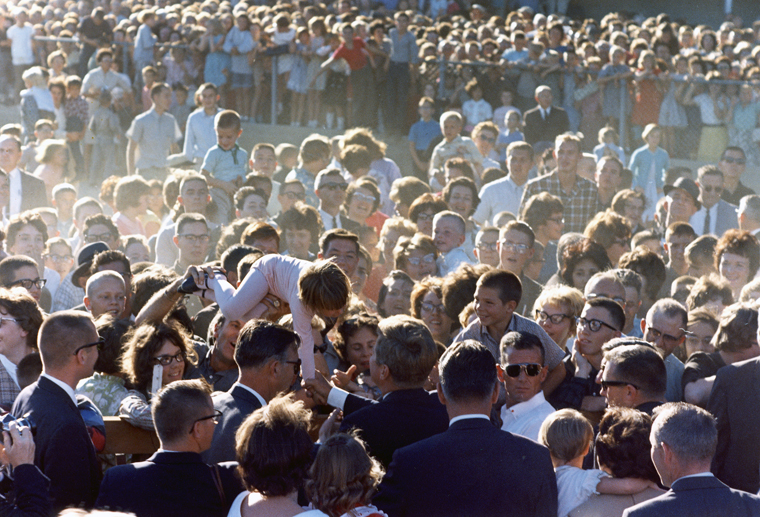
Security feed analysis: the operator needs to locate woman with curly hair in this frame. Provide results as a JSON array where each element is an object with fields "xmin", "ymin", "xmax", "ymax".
[
  {"xmin": 560, "ymin": 238, "xmax": 613, "ymax": 291},
  {"xmin": 231, "ymin": 395, "xmax": 325, "ymax": 517},
  {"xmin": 306, "ymin": 433, "xmax": 386, "ymax": 517},
  {"xmin": 393, "ymin": 233, "xmax": 438, "ymax": 281},
  {"xmin": 118, "ymin": 321, "xmax": 198, "ymax": 430},
  {"xmin": 410, "ymin": 278, "xmax": 455, "ymax": 346},
  {"xmin": 715, "ymin": 229, "xmax": 760, "ymax": 300}
]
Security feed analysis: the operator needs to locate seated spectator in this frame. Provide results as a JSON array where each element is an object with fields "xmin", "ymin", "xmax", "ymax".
[
  {"xmin": 685, "ymin": 274, "xmax": 733, "ymax": 313},
  {"xmin": 559, "ymin": 238, "xmax": 612, "ymax": 292},
  {"xmin": 532, "ymin": 285, "xmax": 584, "ymax": 351},
  {"xmin": 407, "ymin": 193, "xmax": 447, "ymax": 237},
  {"xmin": 376, "ymin": 270, "xmax": 414, "ymax": 318},
  {"xmin": 714, "ymin": 229, "xmax": 760, "ymax": 300},
  {"xmin": 411, "ymin": 278, "xmax": 456, "ymax": 346},
  {"xmin": 393, "ymin": 233, "xmax": 438, "ymax": 281}
]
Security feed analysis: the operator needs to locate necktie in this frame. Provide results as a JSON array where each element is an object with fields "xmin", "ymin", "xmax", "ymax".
[
  {"xmin": 333, "ymin": 216, "xmax": 339, "ymax": 229},
  {"xmin": 704, "ymin": 209, "xmax": 711, "ymax": 235},
  {"xmin": 541, "ymin": 109, "xmax": 546, "ymax": 121}
]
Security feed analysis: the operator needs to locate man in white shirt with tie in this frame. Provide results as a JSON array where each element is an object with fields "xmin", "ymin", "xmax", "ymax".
[
  {"xmin": 690, "ymin": 165, "xmax": 738, "ymax": 237},
  {"xmin": 0, "ymin": 135, "xmax": 47, "ymax": 217},
  {"xmin": 315, "ymin": 168, "xmax": 360, "ymax": 234}
]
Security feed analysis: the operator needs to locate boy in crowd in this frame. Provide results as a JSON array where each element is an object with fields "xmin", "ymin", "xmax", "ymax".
[{"xmin": 433, "ymin": 211, "xmax": 473, "ymax": 276}]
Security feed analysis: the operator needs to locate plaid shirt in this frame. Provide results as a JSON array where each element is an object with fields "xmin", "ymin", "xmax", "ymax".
[{"xmin": 519, "ymin": 171, "xmax": 600, "ymax": 234}]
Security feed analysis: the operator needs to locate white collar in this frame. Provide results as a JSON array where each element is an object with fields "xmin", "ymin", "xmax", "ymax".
[
  {"xmin": 233, "ymin": 382, "xmax": 267, "ymax": 407},
  {"xmin": 0, "ymin": 354, "xmax": 18, "ymax": 387},
  {"xmin": 41, "ymin": 372, "xmax": 78, "ymax": 406},
  {"xmin": 504, "ymin": 390, "xmax": 548, "ymax": 418},
  {"xmin": 449, "ymin": 414, "xmax": 490, "ymax": 426}
]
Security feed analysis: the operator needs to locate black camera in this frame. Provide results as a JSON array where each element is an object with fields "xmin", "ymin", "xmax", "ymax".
[
  {"xmin": 0, "ymin": 413, "xmax": 36, "ymax": 436},
  {"xmin": 177, "ymin": 275, "xmax": 203, "ymax": 295}
]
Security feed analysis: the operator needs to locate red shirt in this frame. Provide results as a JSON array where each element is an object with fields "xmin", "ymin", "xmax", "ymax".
[{"xmin": 332, "ymin": 37, "xmax": 368, "ymax": 71}]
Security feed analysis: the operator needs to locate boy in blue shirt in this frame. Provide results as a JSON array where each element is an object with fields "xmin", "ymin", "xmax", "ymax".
[
  {"xmin": 202, "ymin": 110, "xmax": 248, "ymax": 224},
  {"xmin": 408, "ymin": 96, "xmax": 441, "ymax": 180}
]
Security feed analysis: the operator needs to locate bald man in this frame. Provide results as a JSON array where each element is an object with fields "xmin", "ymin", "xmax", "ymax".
[{"xmin": 83, "ymin": 270, "xmax": 126, "ymax": 318}]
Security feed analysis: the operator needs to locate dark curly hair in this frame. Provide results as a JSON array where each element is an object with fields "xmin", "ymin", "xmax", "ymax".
[
  {"xmin": 715, "ymin": 229, "xmax": 760, "ymax": 279},
  {"xmin": 442, "ymin": 176, "xmax": 480, "ymax": 217},
  {"xmin": 334, "ymin": 313, "xmax": 380, "ymax": 364},
  {"xmin": 594, "ymin": 407, "xmax": 659, "ymax": 483},
  {"xmin": 559, "ymin": 238, "xmax": 612, "ymax": 287},
  {"xmin": 235, "ymin": 395, "xmax": 314, "ymax": 497}
]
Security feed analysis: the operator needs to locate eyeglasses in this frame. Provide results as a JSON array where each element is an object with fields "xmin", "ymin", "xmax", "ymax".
[
  {"xmin": 85, "ymin": 232, "xmax": 115, "ymax": 243},
  {"xmin": 645, "ymin": 326, "xmax": 683, "ymax": 346},
  {"xmin": 8, "ymin": 278, "xmax": 46, "ymax": 290},
  {"xmin": 407, "ymin": 253, "xmax": 436, "ymax": 266},
  {"xmin": 548, "ymin": 217, "xmax": 565, "ymax": 225},
  {"xmin": 421, "ymin": 302, "xmax": 445, "ymax": 314},
  {"xmin": 612, "ymin": 237, "xmax": 630, "ymax": 247},
  {"xmin": 416, "ymin": 212, "xmax": 435, "ymax": 222},
  {"xmin": 600, "ymin": 379, "xmax": 639, "ymax": 391},
  {"xmin": 722, "ymin": 157, "xmax": 746, "ymax": 165},
  {"xmin": 45, "ymin": 254, "xmax": 73, "ymax": 263},
  {"xmin": 178, "ymin": 234, "xmax": 210, "ymax": 243},
  {"xmin": 0, "ymin": 317, "xmax": 19, "ymax": 327},
  {"xmin": 73, "ymin": 337, "xmax": 104, "ymax": 355},
  {"xmin": 353, "ymin": 192, "xmax": 377, "ymax": 203},
  {"xmin": 500, "ymin": 242, "xmax": 530, "ymax": 253},
  {"xmin": 283, "ymin": 191, "xmax": 306, "ymax": 200},
  {"xmin": 576, "ymin": 317, "xmax": 618, "ymax": 332},
  {"xmin": 702, "ymin": 185, "xmax": 723, "ymax": 193},
  {"xmin": 477, "ymin": 242, "xmax": 498, "ymax": 251},
  {"xmin": 321, "ymin": 182, "xmax": 348, "ymax": 191},
  {"xmin": 285, "ymin": 358, "xmax": 302, "ymax": 375},
  {"xmin": 504, "ymin": 363, "xmax": 542, "ymax": 377},
  {"xmin": 478, "ymin": 135, "xmax": 496, "ymax": 143},
  {"xmin": 535, "ymin": 310, "xmax": 571, "ymax": 325},
  {"xmin": 154, "ymin": 352, "xmax": 186, "ymax": 366},
  {"xmin": 189, "ymin": 409, "xmax": 222, "ymax": 432}
]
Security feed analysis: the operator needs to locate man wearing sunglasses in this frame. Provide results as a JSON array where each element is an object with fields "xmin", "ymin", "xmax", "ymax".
[
  {"xmin": 690, "ymin": 165, "xmax": 739, "ymax": 237},
  {"xmin": 642, "ymin": 299, "xmax": 687, "ymax": 403},
  {"xmin": 599, "ymin": 339, "xmax": 666, "ymax": 415},
  {"xmin": 548, "ymin": 297, "xmax": 624, "ymax": 414},
  {"xmin": 719, "ymin": 146, "xmax": 755, "ymax": 206},
  {"xmin": 314, "ymin": 168, "xmax": 361, "ymax": 234},
  {"xmin": 12, "ymin": 311, "xmax": 101, "ymax": 512},
  {"xmin": 497, "ymin": 331, "xmax": 554, "ymax": 441}
]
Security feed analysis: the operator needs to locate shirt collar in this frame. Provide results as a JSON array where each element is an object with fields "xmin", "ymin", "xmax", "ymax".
[
  {"xmin": 41, "ymin": 372, "xmax": 78, "ymax": 406},
  {"xmin": 504, "ymin": 390, "xmax": 548, "ymax": 418},
  {"xmin": 233, "ymin": 382, "xmax": 267, "ymax": 407},
  {"xmin": 449, "ymin": 414, "xmax": 490, "ymax": 426}
]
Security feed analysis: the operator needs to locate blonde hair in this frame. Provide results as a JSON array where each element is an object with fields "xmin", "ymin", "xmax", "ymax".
[
  {"xmin": 305, "ymin": 432, "xmax": 384, "ymax": 517},
  {"xmin": 533, "ymin": 284, "xmax": 584, "ymax": 333},
  {"xmin": 298, "ymin": 260, "xmax": 351, "ymax": 312},
  {"xmin": 35, "ymin": 139, "xmax": 68, "ymax": 165},
  {"xmin": 538, "ymin": 409, "xmax": 593, "ymax": 462}
]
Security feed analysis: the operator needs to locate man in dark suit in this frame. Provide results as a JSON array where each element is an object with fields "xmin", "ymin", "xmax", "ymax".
[
  {"xmin": 203, "ymin": 320, "xmax": 300, "ymax": 463},
  {"xmin": 315, "ymin": 168, "xmax": 362, "ymax": 234},
  {"xmin": 96, "ymin": 380, "xmax": 243, "ymax": 517},
  {"xmin": 599, "ymin": 340, "xmax": 666, "ymax": 416},
  {"xmin": 0, "ymin": 135, "xmax": 47, "ymax": 217},
  {"xmin": 623, "ymin": 402, "xmax": 760, "ymax": 517},
  {"xmin": 373, "ymin": 340, "xmax": 558, "ymax": 517},
  {"xmin": 691, "ymin": 165, "xmax": 739, "ymax": 237},
  {"xmin": 522, "ymin": 86, "xmax": 569, "ymax": 149},
  {"xmin": 305, "ymin": 315, "xmax": 449, "ymax": 468},
  {"xmin": 708, "ymin": 356, "xmax": 760, "ymax": 493},
  {"xmin": 11, "ymin": 311, "xmax": 101, "ymax": 512}
]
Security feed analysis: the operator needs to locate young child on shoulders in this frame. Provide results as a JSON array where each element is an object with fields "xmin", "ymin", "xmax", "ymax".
[
  {"xmin": 201, "ymin": 110, "xmax": 248, "ymax": 224},
  {"xmin": 539, "ymin": 409, "xmax": 656, "ymax": 517}
]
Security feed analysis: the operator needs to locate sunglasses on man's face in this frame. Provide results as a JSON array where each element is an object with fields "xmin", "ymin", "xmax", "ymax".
[{"xmin": 503, "ymin": 363, "xmax": 542, "ymax": 378}]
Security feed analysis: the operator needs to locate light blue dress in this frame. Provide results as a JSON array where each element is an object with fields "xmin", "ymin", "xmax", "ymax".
[
  {"xmin": 287, "ymin": 42, "xmax": 308, "ymax": 94},
  {"xmin": 204, "ymin": 34, "xmax": 231, "ymax": 87}
]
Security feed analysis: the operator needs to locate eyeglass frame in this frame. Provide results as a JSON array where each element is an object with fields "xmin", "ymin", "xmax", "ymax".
[
  {"xmin": 535, "ymin": 309, "xmax": 572, "ymax": 325},
  {"xmin": 503, "ymin": 363, "xmax": 543, "ymax": 378},
  {"xmin": 600, "ymin": 379, "xmax": 639, "ymax": 391},
  {"xmin": 645, "ymin": 326, "xmax": 684, "ymax": 346},
  {"xmin": 8, "ymin": 278, "xmax": 47, "ymax": 290},
  {"xmin": 154, "ymin": 351, "xmax": 186, "ymax": 366},
  {"xmin": 73, "ymin": 336, "xmax": 105, "ymax": 355},
  {"xmin": 285, "ymin": 358, "xmax": 302, "ymax": 376},
  {"xmin": 576, "ymin": 316, "xmax": 619, "ymax": 333},
  {"xmin": 189, "ymin": 409, "xmax": 222, "ymax": 433}
]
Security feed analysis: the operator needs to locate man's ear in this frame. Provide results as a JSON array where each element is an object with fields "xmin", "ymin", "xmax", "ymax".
[
  {"xmin": 640, "ymin": 318, "xmax": 646, "ymax": 334},
  {"xmin": 496, "ymin": 363, "xmax": 505, "ymax": 383},
  {"xmin": 437, "ymin": 382, "xmax": 446, "ymax": 406},
  {"xmin": 83, "ymin": 297, "xmax": 91, "ymax": 312}
]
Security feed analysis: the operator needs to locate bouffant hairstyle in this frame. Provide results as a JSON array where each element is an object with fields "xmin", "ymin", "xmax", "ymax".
[
  {"xmin": 235, "ymin": 395, "xmax": 313, "ymax": 496},
  {"xmin": 298, "ymin": 260, "xmax": 351, "ymax": 312},
  {"xmin": 93, "ymin": 314, "xmax": 131, "ymax": 376},
  {"xmin": 305, "ymin": 432, "xmax": 384, "ymax": 517},
  {"xmin": 376, "ymin": 270, "xmax": 415, "ymax": 319},
  {"xmin": 539, "ymin": 409, "xmax": 593, "ymax": 463},
  {"xmin": 120, "ymin": 321, "xmax": 197, "ymax": 394},
  {"xmin": 521, "ymin": 192, "xmax": 564, "ymax": 233},
  {"xmin": 595, "ymin": 407, "xmax": 659, "ymax": 483},
  {"xmin": 389, "ymin": 177, "xmax": 431, "ymax": 208},
  {"xmin": 618, "ymin": 246, "xmax": 667, "ymax": 301},
  {"xmin": 559, "ymin": 238, "xmax": 612, "ymax": 286},
  {"xmin": 0, "ymin": 288, "xmax": 43, "ymax": 350},
  {"xmin": 714, "ymin": 229, "xmax": 760, "ymax": 278},
  {"xmin": 685, "ymin": 274, "xmax": 733, "ymax": 311},
  {"xmin": 441, "ymin": 263, "xmax": 493, "ymax": 321},
  {"xmin": 408, "ymin": 193, "xmax": 448, "ymax": 225},
  {"xmin": 442, "ymin": 176, "xmax": 480, "ymax": 217},
  {"xmin": 114, "ymin": 175, "xmax": 152, "ymax": 212},
  {"xmin": 346, "ymin": 177, "xmax": 382, "ymax": 215},
  {"xmin": 584, "ymin": 210, "xmax": 631, "ymax": 250},
  {"xmin": 712, "ymin": 303, "xmax": 758, "ymax": 353},
  {"xmin": 393, "ymin": 233, "xmax": 438, "ymax": 272},
  {"xmin": 280, "ymin": 204, "xmax": 323, "ymax": 246},
  {"xmin": 334, "ymin": 313, "xmax": 380, "ymax": 364},
  {"xmin": 342, "ymin": 127, "xmax": 386, "ymax": 161},
  {"xmin": 241, "ymin": 221, "xmax": 281, "ymax": 250},
  {"xmin": 611, "ymin": 189, "xmax": 646, "ymax": 218},
  {"xmin": 410, "ymin": 277, "xmax": 445, "ymax": 319}
]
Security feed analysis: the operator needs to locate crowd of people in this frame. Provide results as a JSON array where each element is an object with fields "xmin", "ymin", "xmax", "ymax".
[{"xmin": 3, "ymin": 0, "xmax": 760, "ymax": 517}]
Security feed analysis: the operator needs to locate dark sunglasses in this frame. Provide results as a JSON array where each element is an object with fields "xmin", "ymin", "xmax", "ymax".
[
  {"xmin": 504, "ymin": 363, "xmax": 542, "ymax": 378},
  {"xmin": 189, "ymin": 409, "xmax": 222, "ymax": 433},
  {"xmin": 73, "ymin": 337, "xmax": 105, "ymax": 355},
  {"xmin": 722, "ymin": 157, "xmax": 746, "ymax": 165},
  {"xmin": 600, "ymin": 379, "xmax": 639, "ymax": 390},
  {"xmin": 286, "ymin": 358, "xmax": 302, "ymax": 375}
]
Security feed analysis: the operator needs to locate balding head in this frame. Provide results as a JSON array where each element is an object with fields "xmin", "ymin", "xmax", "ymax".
[
  {"xmin": 84, "ymin": 270, "xmax": 126, "ymax": 318},
  {"xmin": 585, "ymin": 272, "xmax": 626, "ymax": 306}
]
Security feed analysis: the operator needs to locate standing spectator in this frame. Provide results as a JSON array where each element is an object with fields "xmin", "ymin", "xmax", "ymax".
[
  {"xmin": 88, "ymin": 89, "xmax": 121, "ymax": 183},
  {"xmin": 629, "ymin": 124, "xmax": 669, "ymax": 222},
  {"xmin": 630, "ymin": 51, "xmax": 664, "ymax": 141},
  {"xmin": 5, "ymin": 8, "xmax": 35, "ymax": 104},
  {"xmin": 597, "ymin": 45, "xmax": 632, "ymax": 130},
  {"xmin": 126, "ymin": 83, "xmax": 182, "ymax": 180},
  {"xmin": 386, "ymin": 12, "xmax": 418, "ymax": 135},
  {"xmin": 133, "ymin": 9, "xmax": 158, "ymax": 89},
  {"xmin": 183, "ymin": 83, "xmax": 221, "ymax": 166},
  {"xmin": 719, "ymin": 146, "xmax": 755, "ymax": 205},
  {"xmin": 729, "ymin": 85, "xmax": 760, "ymax": 168},
  {"xmin": 222, "ymin": 12, "xmax": 254, "ymax": 120},
  {"xmin": 77, "ymin": 8, "xmax": 112, "ymax": 80},
  {"xmin": 522, "ymin": 86, "xmax": 569, "ymax": 150}
]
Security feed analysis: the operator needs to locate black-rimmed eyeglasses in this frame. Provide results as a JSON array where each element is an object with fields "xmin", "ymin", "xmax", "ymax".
[{"xmin": 73, "ymin": 337, "xmax": 105, "ymax": 355}]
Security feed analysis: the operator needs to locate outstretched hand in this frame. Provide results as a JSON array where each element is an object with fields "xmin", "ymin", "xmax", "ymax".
[
  {"xmin": 331, "ymin": 365, "xmax": 358, "ymax": 390},
  {"xmin": 303, "ymin": 370, "xmax": 333, "ymax": 405}
]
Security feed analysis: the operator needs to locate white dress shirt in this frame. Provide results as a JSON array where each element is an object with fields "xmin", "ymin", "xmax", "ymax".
[
  {"xmin": 690, "ymin": 203, "xmax": 718, "ymax": 236},
  {"xmin": 8, "ymin": 168, "xmax": 22, "ymax": 217},
  {"xmin": 500, "ymin": 390, "xmax": 555, "ymax": 441},
  {"xmin": 40, "ymin": 372, "xmax": 78, "ymax": 405}
]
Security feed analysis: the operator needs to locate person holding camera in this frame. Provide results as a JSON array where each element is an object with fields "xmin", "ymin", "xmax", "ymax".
[{"xmin": 0, "ymin": 420, "xmax": 51, "ymax": 517}]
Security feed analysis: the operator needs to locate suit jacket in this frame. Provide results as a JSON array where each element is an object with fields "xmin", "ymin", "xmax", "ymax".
[
  {"xmin": 522, "ymin": 106, "xmax": 570, "ymax": 146},
  {"xmin": 714, "ymin": 199, "xmax": 739, "ymax": 237},
  {"xmin": 11, "ymin": 376, "xmax": 100, "ymax": 512},
  {"xmin": 569, "ymin": 487, "xmax": 664, "ymax": 517},
  {"xmin": 203, "ymin": 384, "xmax": 264, "ymax": 463},
  {"xmin": 339, "ymin": 388, "xmax": 449, "ymax": 468},
  {"xmin": 373, "ymin": 418, "xmax": 558, "ymax": 517},
  {"xmin": 19, "ymin": 169, "xmax": 48, "ymax": 212},
  {"xmin": 708, "ymin": 357, "xmax": 760, "ymax": 493},
  {"xmin": 96, "ymin": 451, "xmax": 243, "ymax": 517},
  {"xmin": 622, "ymin": 475, "xmax": 760, "ymax": 517}
]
